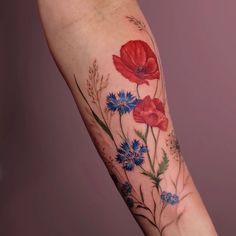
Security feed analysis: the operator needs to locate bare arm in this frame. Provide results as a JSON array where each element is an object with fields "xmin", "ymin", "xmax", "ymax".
[{"xmin": 37, "ymin": 1, "xmax": 217, "ymax": 235}]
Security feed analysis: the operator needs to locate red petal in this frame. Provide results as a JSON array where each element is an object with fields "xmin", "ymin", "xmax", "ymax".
[
  {"xmin": 141, "ymin": 40, "xmax": 157, "ymax": 59},
  {"xmin": 142, "ymin": 96, "xmax": 156, "ymax": 113},
  {"xmin": 144, "ymin": 113, "xmax": 159, "ymax": 127},
  {"xmin": 152, "ymin": 98, "xmax": 165, "ymax": 114},
  {"xmin": 133, "ymin": 102, "xmax": 145, "ymax": 123},
  {"xmin": 148, "ymin": 111, "xmax": 168, "ymax": 130},
  {"xmin": 120, "ymin": 40, "xmax": 147, "ymax": 66},
  {"xmin": 120, "ymin": 47, "xmax": 137, "ymax": 70},
  {"xmin": 158, "ymin": 117, "xmax": 169, "ymax": 131},
  {"xmin": 113, "ymin": 55, "xmax": 149, "ymax": 85},
  {"xmin": 145, "ymin": 57, "xmax": 158, "ymax": 73}
]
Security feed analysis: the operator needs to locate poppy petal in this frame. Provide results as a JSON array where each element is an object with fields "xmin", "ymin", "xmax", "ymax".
[
  {"xmin": 145, "ymin": 57, "xmax": 158, "ymax": 73},
  {"xmin": 113, "ymin": 55, "xmax": 149, "ymax": 85}
]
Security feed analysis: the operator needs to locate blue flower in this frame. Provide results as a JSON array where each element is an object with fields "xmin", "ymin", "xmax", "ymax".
[
  {"xmin": 121, "ymin": 182, "xmax": 133, "ymax": 196},
  {"xmin": 116, "ymin": 140, "xmax": 147, "ymax": 171},
  {"xmin": 170, "ymin": 194, "xmax": 180, "ymax": 205},
  {"xmin": 126, "ymin": 197, "xmax": 134, "ymax": 208},
  {"xmin": 160, "ymin": 191, "xmax": 180, "ymax": 205},
  {"xmin": 106, "ymin": 91, "xmax": 138, "ymax": 114}
]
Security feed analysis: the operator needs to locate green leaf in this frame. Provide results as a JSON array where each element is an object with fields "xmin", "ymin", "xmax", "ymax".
[
  {"xmin": 142, "ymin": 170, "xmax": 155, "ymax": 179},
  {"xmin": 155, "ymin": 177, "xmax": 162, "ymax": 187},
  {"xmin": 136, "ymin": 205, "xmax": 149, "ymax": 210},
  {"xmin": 142, "ymin": 171, "xmax": 158, "ymax": 183},
  {"xmin": 139, "ymin": 185, "xmax": 144, "ymax": 203},
  {"xmin": 134, "ymin": 129, "xmax": 145, "ymax": 142},
  {"xmin": 136, "ymin": 205, "xmax": 153, "ymax": 215},
  {"xmin": 91, "ymin": 110, "xmax": 114, "ymax": 141},
  {"xmin": 74, "ymin": 75, "xmax": 90, "ymax": 107},
  {"xmin": 74, "ymin": 75, "xmax": 114, "ymax": 141},
  {"xmin": 141, "ymin": 149, "xmax": 169, "ymax": 188},
  {"xmin": 157, "ymin": 149, "xmax": 169, "ymax": 177}
]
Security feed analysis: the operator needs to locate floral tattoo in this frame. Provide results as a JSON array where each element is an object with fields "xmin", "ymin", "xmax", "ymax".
[{"xmin": 74, "ymin": 16, "xmax": 191, "ymax": 235}]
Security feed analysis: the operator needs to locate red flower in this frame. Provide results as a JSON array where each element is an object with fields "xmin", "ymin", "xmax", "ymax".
[
  {"xmin": 133, "ymin": 95, "xmax": 168, "ymax": 131},
  {"xmin": 112, "ymin": 40, "xmax": 160, "ymax": 85}
]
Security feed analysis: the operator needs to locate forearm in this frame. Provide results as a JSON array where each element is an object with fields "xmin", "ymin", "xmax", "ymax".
[{"xmin": 38, "ymin": 1, "xmax": 217, "ymax": 235}]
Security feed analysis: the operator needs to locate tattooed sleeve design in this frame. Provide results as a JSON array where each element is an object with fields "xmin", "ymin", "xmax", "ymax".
[{"xmin": 74, "ymin": 16, "xmax": 191, "ymax": 235}]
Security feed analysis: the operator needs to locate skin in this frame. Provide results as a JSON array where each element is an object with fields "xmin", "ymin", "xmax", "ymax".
[{"xmin": 37, "ymin": 1, "xmax": 218, "ymax": 235}]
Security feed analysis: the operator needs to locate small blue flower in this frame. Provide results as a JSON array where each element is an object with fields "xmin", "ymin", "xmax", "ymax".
[
  {"xmin": 106, "ymin": 91, "xmax": 138, "ymax": 114},
  {"xmin": 160, "ymin": 191, "xmax": 166, "ymax": 201},
  {"xmin": 170, "ymin": 194, "xmax": 180, "ymax": 205},
  {"xmin": 160, "ymin": 191, "xmax": 180, "ymax": 205},
  {"xmin": 126, "ymin": 197, "xmax": 134, "ymax": 208},
  {"xmin": 121, "ymin": 182, "xmax": 133, "ymax": 196},
  {"xmin": 116, "ymin": 140, "xmax": 147, "ymax": 171},
  {"xmin": 166, "ymin": 192, "xmax": 172, "ymax": 203}
]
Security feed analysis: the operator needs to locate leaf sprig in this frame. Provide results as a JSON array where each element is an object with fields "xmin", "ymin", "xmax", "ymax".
[
  {"xmin": 126, "ymin": 16, "xmax": 146, "ymax": 31},
  {"xmin": 142, "ymin": 149, "xmax": 169, "ymax": 188}
]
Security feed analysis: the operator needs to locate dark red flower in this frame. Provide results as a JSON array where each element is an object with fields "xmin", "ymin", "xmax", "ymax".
[
  {"xmin": 133, "ymin": 95, "xmax": 168, "ymax": 131},
  {"xmin": 112, "ymin": 40, "xmax": 160, "ymax": 85}
]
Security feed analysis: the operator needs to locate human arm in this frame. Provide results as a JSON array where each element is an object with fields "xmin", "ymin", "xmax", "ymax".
[{"xmin": 37, "ymin": 1, "xmax": 217, "ymax": 235}]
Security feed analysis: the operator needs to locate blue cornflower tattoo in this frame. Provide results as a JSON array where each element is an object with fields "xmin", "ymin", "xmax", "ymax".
[
  {"xmin": 106, "ymin": 91, "xmax": 138, "ymax": 114},
  {"xmin": 116, "ymin": 139, "xmax": 147, "ymax": 171},
  {"xmin": 121, "ymin": 181, "xmax": 133, "ymax": 196},
  {"xmin": 120, "ymin": 182, "xmax": 134, "ymax": 208},
  {"xmin": 160, "ymin": 191, "xmax": 180, "ymax": 205}
]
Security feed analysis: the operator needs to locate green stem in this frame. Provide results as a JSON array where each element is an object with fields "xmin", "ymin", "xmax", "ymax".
[
  {"xmin": 144, "ymin": 125, "xmax": 155, "ymax": 173},
  {"xmin": 151, "ymin": 188, "xmax": 157, "ymax": 225},
  {"xmin": 124, "ymin": 169, "xmax": 131, "ymax": 184},
  {"xmin": 175, "ymin": 158, "xmax": 182, "ymax": 194},
  {"xmin": 139, "ymin": 165, "xmax": 148, "ymax": 173},
  {"xmin": 134, "ymin": 214, "xmax": 160, "ymax": 231},
  {"xmin": 98, "ymin": 97, "xmax": 119, "ymax": 149},
  {"xmin": 145, "ymin": 31, "xmax": 161, "ymax": 99},
  {"xmin": 119, "ymin": 113, "xmax": 127, "ymax": 140},
  {"xmin": 159, "ymin": 203, "xmax": 167, "ymax": 230},
  {"xmin": 136, "ymin": 84, "xmax": 140, "ymax": 98},
  {"xmin": 153, "ymin": 79, "xmax": 159, "ymax": 98},
  {"xmin": 151, "ymin": 127, "xmax": 157, "ymax": 166},
  {"xmin": 74, "ymin": 74, "xmax": 118, "ymax": 149}
]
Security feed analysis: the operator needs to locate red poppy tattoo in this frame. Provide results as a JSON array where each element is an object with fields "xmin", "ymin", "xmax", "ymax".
[
  {"xmin": 133, "ymin": 95, "xmax": 168, "ymax": 130},
  {"xmin": 112, "ymin": 40, "xmax": 160, "ymax": 85}
]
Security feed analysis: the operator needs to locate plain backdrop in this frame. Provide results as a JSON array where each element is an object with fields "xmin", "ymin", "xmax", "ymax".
[{"xmin": 1, "ymin": 0, "xmax": 235, "ymax": 235}]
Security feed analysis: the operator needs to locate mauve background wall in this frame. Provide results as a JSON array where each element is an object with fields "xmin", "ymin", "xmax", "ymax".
[{"xmin": 0, "ymin": 0, "xmax": 235, "ymax": 235}]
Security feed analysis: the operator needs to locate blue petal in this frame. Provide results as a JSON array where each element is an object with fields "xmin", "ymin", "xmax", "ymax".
[
  {"xmin": 106, "ymin": 93, "xmax": 119, "ymax": 111},
  {"xmin": 126, "ymin": 197, "xmax": 134, "ymax": 207},
  {"xmin": 160, "ymin": 191, "xmax": 167, "ymax": 201},
  {"xmin": 107, "ymin": 102, "xmax": 117, "ymax": 111},
  {"xmin": 134, "ymin": 156, "xmax": 144, "ymax": 165},
  {"xmin": 107, "ymin": 93, "xmax": 117, "ymax": 103},
  {"xmin": 171, "ymin": 194, "xmax": 179, "ymax": 205},
  {"xmin": 124, "ymin": 162, "xmax": 134, "ymax": 171},
  {"xmin": 122, "ymin": 105, "xmax": 130, "ymax": 113},
  {"xmin": 122, "ymin": 182, "xmax": 132, "ymax": 195},
  {"xmin": 118, "ymin": 91, "xmax": 126, "ymax": 101},
  {"xmin": 139, "ymin": 145, "xmax": 147, "ymax": 154},
  {"xmin": 132, "ymin": 139, "xmax": 140, "ymax": 151},
  {"xmin": 127, "ymin": 101, "xmax": 137, "ymax": 110},
  {"xmin": 117, "ymin": 149, "xmax": 126, "ymax": 155},
  {"xmin": 120, "ymin": 141, "xmax": 130, "ymax": 152},
  {"xmin": 116, "ymin": 154, "xmax": 124, "ymax": 163},
  {"xmin": 126, "ymin": 92, "xmax": 133, "ymax": 100},
  {"xmin": 166, "ymin": 192, "xmax": 172, "ymax": 203}
]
